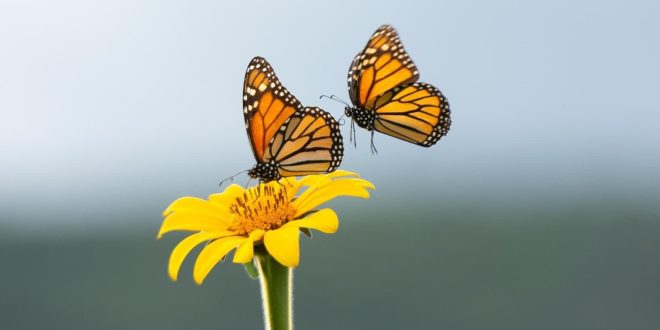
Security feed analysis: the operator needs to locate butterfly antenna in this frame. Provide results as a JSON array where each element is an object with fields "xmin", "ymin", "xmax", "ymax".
[
  {"xmin": 219, "ymin": 169, "xmax": 250, "ymax": 189},
  {"xmin": 337, "ymin": 113, "xmax": 347, "ymax": 126},
  {"xmin": 331, "ymin": 95, "xmax": 351, "ymax": 107},
  {"xmin": 320, "ymin": 94, "xmax": 351, "ymax": 107},
  {"xmin": 321, "ymin": 94, "xmax": 357, "ymax": 147}
]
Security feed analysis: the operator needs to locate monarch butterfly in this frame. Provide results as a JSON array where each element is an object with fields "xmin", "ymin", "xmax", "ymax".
[
  {"xmin": 244, "ymin": 57, "xmax": 343, "ymax": 182},
  {"xmin": 344, "ymin": 25, "xmax": 451, "ymax": 151}
]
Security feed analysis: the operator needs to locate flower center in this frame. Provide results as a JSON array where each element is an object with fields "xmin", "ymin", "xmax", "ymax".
[{"xmin": 228, "ymin": 183, "xmax": 297, "ymax": 236}]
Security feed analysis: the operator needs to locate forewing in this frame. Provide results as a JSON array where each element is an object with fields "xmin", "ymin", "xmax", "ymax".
[
  {"xmin": 243, "ymin": 57, "xmax": 301, "ymax": 162},
  {"xmin": 348, "ymin": 25, "xmax": 419, "ymax": 110}
]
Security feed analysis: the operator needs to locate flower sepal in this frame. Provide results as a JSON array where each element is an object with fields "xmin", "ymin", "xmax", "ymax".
[
  {"xmin": 243, "ymin": 259, "xmax": 260, "ymax": 279},
  {"xmin": 300, "ymin": 227, "xmax": 313, "ymax": 238}
]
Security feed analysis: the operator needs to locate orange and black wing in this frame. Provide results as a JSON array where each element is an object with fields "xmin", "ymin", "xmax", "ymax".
[
  {"xmin": 244, "ymin": 57, "xmax": 343, "ymax": 177},
  {"xmin": 267, "ymin": 107, "xmax": 343, "ymax": 177},
  {"xmin": 243, "ymin": 56, "xmax": 301, "ymax": 163},
  {"xmin": 348, "ymin": 25, "xmax": 419, "ymax": 110},
  {"xmin": 372, "ymin": 83, "xmax": 450, "ymax": 147}
]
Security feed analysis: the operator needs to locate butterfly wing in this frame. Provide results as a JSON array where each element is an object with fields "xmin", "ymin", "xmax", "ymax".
[
  {"xmin": 266, "ymin": 107, "xmax": 343, "ymax": 177},
  {"xmin": 372, "ymin": 83, "xmax": 451, "ymax": 147},
  {"xmin": 348, "ymin": 25, "xmax": 419, "ymax": 110},
  {"xmin": 244, "ymin": 57, "xmax": 343, "ymax": 178},
  {"xmin": 243, "ymin": 57, "xmax": 301, "ymax": 163}
]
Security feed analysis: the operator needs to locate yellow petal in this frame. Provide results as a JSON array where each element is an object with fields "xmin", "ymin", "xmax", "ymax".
[
  {"xmin": 296, "ymin": 174, "xmax": 329, "ymax": 188},
  {"xmin": 232, "ymin": 240, "xmax": 254, "ymax": 264},
  {"xmin": 294, "ymin": 185, "xmax": 371, "ymax": 217},
  {"xmin": 293, "ymin": 171, "xmax": 349, "ymax": 189},
  {"xmin": 294, "ymin": 177, "xmax": 372, "ymax": 210},
  {"xmin": 193, "ymin": 236, "xmax": 245, "ymax": 285},
  {"xmin": 208, "ymin": 184, "xmax": 245, "ymax": 206},
  {"xmin": 264, "ymin": 226, "xmax": 300, "ymax": 267},
  {"xmin": 158, "ymin": 212, "xmax": 231, "ymax": 239},
  {"xmin": 168, "ymin": 231, "xmax": 234, "ymax": 281},
  {"xmin": 347, "ymin": 177, "xmax": 376, "ymax": 190},
  {"xmin": 285, "ymin": 208, "xmax": 339, "ymax": 234},
  {"xmin": 163, "ymin": 196, "xmax": 229, "ymax": 217},
  {"xmin": 232, "ymin": 230, "xmax": 265, "ymax": 264},
  {"xmin": 303, "ymin": 171, "xmax": 358, "ymax": 184},
  {"xmin": 281, "ymin": 177, "xmax": 298, "ymax": 187},
  {"xmin": 325, "ymin": 170, "xmax": 359, "ymax": 178},
  {"xmin": 251, "ymin": 229, "xmax": 266, "ymax": 242},
  {"xmin": 288, "ymin": 172, "xmax": 358, "ymax": 195}
]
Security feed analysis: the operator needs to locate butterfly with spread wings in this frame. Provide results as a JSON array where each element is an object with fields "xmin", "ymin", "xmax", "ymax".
[
  {"xmin": 343, "ymin": 25, "xmax": 451, "ymax": 151},
  {"xmin": 244, "ymin": 57, "xmax": 343, "ymax": 182}
]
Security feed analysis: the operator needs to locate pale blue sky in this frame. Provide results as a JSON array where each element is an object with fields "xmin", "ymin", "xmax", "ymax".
[{"xmin": 1, "ymin": 0, "xmax": 659, "ymax": 227}]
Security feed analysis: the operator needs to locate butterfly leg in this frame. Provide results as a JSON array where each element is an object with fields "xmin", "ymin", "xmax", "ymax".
[
  {"xmin": 351, "ymin": 119, "xmax": 357, "ymax": 148},
  {"xmin": 348, "ymin": 119, "xmax": 353, "ymax": 144},
  {"xmin": 370, "ymin": 130, "xmax": 378, "ymax": 154}
]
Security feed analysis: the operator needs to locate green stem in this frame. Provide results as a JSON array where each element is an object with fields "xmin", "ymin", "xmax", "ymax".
[{"xmin": 255, "ymin": 249, "xmax": 293, "ymax": 330}]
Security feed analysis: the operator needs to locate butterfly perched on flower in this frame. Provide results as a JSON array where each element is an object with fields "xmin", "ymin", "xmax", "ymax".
[
  {"xmin": 344, "ymin": 25, "xmax": 451, "ymax": 151},
  {"xmin": 244, "ymin": 57, "xmax": 343, "ymax": 182}
]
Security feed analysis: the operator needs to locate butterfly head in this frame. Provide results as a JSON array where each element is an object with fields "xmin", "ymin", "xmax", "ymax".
[
  {"xmin": 248, "ymin": 161, "xmax": 280, "ymax": 183},
  {"xmin": 343, "ymin": 106, "xmax": 355, "ymax": 118}
]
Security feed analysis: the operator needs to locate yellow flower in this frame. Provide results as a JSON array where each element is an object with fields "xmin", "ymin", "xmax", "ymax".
[{"xmin": 158, "ymin": 170, "xmax": 374, "ymax": 285}]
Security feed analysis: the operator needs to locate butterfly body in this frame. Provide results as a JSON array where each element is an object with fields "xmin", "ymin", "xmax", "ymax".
[
  {"xmin": 244, "ymin": 57, "xmax": 343, "ymax": 182},
  {"xmin": 346, "ymin": 25, "xmax": 451, "ymax": 148},
  {"xmin": 248, "ymin": 159, "xmax": 280, "ymax": 182},
  {"xmin": 344, "ymin": 105, "xmax": 376, "ymax": 131}
]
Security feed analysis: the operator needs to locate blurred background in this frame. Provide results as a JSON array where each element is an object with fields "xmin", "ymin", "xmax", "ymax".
[{"xmin": 1, "ymin": 0, "xmax": 659, "ymax": 329}]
